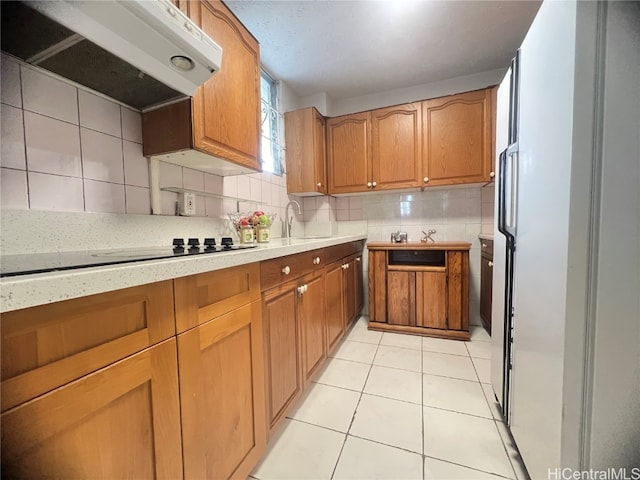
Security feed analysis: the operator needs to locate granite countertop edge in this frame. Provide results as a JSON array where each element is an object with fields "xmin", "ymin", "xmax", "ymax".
[{"xmin": 0, "ymin": 235, "xmax": 367, "ymax": 313}]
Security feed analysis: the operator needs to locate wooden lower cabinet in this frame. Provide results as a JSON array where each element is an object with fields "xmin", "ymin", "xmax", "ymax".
[
  {"xmin": 177, "ymin": 301, "xmax": 266, "ymax": 480},
  {"xmin": 262, "ymin": 281, "xmax": 302, "ymax": 431},
  {"xmin": 368, "ymin": 243, "xmax": 471, "ymax": 340},
  {"xmin": 480, "ymin": 238, "xmax": 494, "ymax": 333},
  {"xmin": 299, "ymin": 271, "xmax": 327, "ymax": 384},
  {"xmin": 1, "ymin": 339, "xmax": 183, "ymax": 479},
  {"xmin": 325, "ymin": 261, "xmax": 345, "ymax": 354}
]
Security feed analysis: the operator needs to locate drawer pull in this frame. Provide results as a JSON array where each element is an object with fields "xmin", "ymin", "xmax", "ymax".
[
  {"xmin": 282, "ymin": 266, "xmax": 291, "ymax": 275},
  {"xmin": 356, "ymin": 257, "xmax": 361, "ymax": 262},
  {"xmin": 313, "ymin": 256, "xmax": 321, "ymax": 265},
  {"xmin": 488, "ymin": 261, "xmax": 493, "ymax": 268}
]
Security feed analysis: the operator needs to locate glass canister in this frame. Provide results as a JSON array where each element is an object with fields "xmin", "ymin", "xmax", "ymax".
[
  {"xmin": 240, "ymin": 225, "xmax": 254, "ymax": 244},
  {"xmin": 256, "ymin": 225, "xmax": 270, "ymax": 243}
]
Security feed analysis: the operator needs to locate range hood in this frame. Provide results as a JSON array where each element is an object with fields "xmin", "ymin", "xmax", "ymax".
[{"xmin": 0, "ymin": 0, "xmax": 223, "ymax": 110}]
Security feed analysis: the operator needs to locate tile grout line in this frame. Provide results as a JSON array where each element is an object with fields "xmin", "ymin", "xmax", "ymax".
[{"xmin": 329, "ymin": 317, "xmax": 381, "ymax": 480}]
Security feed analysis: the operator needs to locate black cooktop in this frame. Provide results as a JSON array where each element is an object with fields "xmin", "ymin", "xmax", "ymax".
[{"xmin": 0, "ymin": 237, "xmax": 256, "ymax": 278}]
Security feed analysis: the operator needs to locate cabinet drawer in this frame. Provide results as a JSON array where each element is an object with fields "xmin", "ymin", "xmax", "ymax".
[
  {"xmin": 261, "ymin": 249, "xmax": 322, "ymax": 290},
  {"xmin": 1, "ymin": 281, "xmax": 175, "ymax": 412},
  {"xmin": 174, "ymin": 263, "xmax": 261, "ymax": 333}
]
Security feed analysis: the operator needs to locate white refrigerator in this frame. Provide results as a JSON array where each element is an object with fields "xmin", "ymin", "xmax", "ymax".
[{"xmin": 490, "ymin": 1, "xmax": 640, "ymax": 478}]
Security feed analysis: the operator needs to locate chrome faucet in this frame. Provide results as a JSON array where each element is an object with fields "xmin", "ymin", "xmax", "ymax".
[{"xmin": 284, "ymin": 200, "xmax": 302, "ymax": 238}]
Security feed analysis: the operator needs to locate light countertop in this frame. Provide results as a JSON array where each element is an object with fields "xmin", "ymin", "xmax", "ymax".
[{"xmin": 0, "ymin": 235, "xmax": 367, "ymax": 313}]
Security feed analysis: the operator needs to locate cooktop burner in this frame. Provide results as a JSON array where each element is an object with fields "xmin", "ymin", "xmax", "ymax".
[{"xmin": 0, "ymin": 237, "xmax": 257, "ymax": 278}]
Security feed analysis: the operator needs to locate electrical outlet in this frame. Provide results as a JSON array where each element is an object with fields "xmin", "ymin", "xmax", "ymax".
[{"xmin": 178, "ymin": 192, "xmax": 196, "ymax": 216}]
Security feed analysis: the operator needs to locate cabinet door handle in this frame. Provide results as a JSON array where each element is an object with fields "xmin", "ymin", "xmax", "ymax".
[
  {"xmin": 282, "ymin": 266, "xmax": 291, "ymax": 275},
  {"xmin": 356, "ymin": 257, "xmax": 361, "ymax": 262},
  {"xmin": 317, "ymin": 182, "xmax": 322, "ymax": 188},
  {"xmin": 297, "ymin": 285, "xmax": 305, "ymax": 295},
  {"xmin": 488, "ymin": 261, "xmax": 493, "ymax": 268},
  {"xmin": 490, "ymin": 171, "xmax": 496, "ymax": 179},
  {"xmin": 482, "ymin": 243, "xmax": 488, "ymax": 248},
  {"xmin": 372, "ymin": 181, "xmax": 377, "ymax": 188},
  {"xmin": 423, "ymin": 177, "xmax": 429, "ymax": 184},
  {"xmin": 367, "ymin": 182, "xmax": 372, "ymax": 188},
  {"xmin": 341, "ymin": 264, "xmax": 347, "ymax": 270}
]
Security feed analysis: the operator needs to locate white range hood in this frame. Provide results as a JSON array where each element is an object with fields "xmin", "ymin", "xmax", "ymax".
[{"xmin": 1, "ymin": 0, "xmax": 223, "ymax": 109}]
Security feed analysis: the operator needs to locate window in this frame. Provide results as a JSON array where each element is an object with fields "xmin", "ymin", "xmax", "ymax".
[{"xmin": 260, "ymin": 70, "xmax": 283, "ymax": 175}]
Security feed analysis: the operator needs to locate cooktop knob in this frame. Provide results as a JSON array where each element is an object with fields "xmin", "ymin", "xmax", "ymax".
[
  {"xmin": 204, "ymin": 238, "xmax": 216, "ymax": 247},
  {"xmin": 187, "ymin": 238, "xmax": 200, "ymax": 247},
  {"xmin": 221, "ymin": 237, "xmax": 233, "ymax": 248},
  {"xmin": 173, "ymin": 238, "xmax": 185, "ymax": 247}
]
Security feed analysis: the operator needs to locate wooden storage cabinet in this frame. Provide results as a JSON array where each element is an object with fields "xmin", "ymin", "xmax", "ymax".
[
  {"xmin": 480, "ymin": 238, "xmax": 494, "ymax": 333},
  {"xmin": 368, "ymin": 243, "xmax": 471, "ymax": 340},
  {"xmin": 326, "ymin": 112, "xmax": 371, "ymax": 194},
  {"xmin": 422, "ymin": 89, "xmax": 492, "ymax": 186},
  {"xmin": 143, "ymin": 0, "xmax": 261, "ymax": 173},
  {"xmin": 176, "ymin": 301, "xmax": 266, "ymax": 480},
  {"xmin": 371, "ymin": 103, "xmax": 422, "ymax": 191},
  {"xmin": 285, "ymin": 107, "xmax": 327, "ymax": 195},
  {"xmin": 0, "ymin": 281, "xmax": 182, "ymax": 479},
  {"xmin": 261, "ymin": 242, "xmax": 364, "ymax": 433}
]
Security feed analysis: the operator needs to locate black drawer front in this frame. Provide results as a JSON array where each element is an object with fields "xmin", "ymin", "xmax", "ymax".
[{"xmin": 388, "ymin": 250, "xmax": 445, "ymax": 267}]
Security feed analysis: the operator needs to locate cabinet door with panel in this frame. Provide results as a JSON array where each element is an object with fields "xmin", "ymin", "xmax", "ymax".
[
  {"xmin": 371, "ymin": 103, "xmax": 422, "ymax": 190},
  {"xmin": 177, "ymin": 301, "xmax": 266, "ymax": 480},
  {"xmin": 192, "ymin": 0, "xmax": 261, "ymax": 169},
  {"xmin": 422, "ymin": 89, "xmax": 492, "ymax": 186},
  {"xmin": 285, "ymin": 107, "xmax": 327, "ymax": 195},
  {"xmin": 327, "ymin": 112, "xmax": 371, "ymax": 194},
  {"xmin": 298, "ymin": 271, "xmax": 326, "ymax": 384},
  {"xmin": 1, "ymin": 339, "xmax": 183, "ymax": 480},
  {"xmin": 416, "ymin": 271, "xmax": 448, "ymax": 329},
  {"xmin": 325, "ymin": 261, "xmax": 345, "ymax": 354},
  {"xmin": 342, "ymin": 256, "xmax": 357, "ymax": 326},
  {"xmin": 354, "ymin": 254, "xmax": 364, "ymax": 319},
  {"xmin": 262, "ymin": 281, "xmax": 302, "ymax": 431}
]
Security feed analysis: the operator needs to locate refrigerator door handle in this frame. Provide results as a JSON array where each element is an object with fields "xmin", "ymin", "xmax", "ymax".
[
  {"xmin": 506, "ymin": 145, "xmax": 519, "ymax": 233},
  {"xmin": 497, "ymin": 149, "xmax": 508, "ymax": 236}
]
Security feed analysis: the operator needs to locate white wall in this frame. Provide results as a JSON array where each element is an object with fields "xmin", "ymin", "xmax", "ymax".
[{"xmin": 288, "ymin": 67, "xmax": 505, "ymax": 117}]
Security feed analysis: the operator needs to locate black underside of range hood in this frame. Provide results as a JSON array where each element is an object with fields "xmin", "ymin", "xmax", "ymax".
[{"xmin": 1, "ymin": 1, "xmax": 185, "ymax": 110}]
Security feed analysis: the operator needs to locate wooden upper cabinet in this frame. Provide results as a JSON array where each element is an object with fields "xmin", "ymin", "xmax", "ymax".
[
  {"xmin": 193, "ymin": 0, "xmax": 260, "ymax": 169},
  {"xmin": 285, "ymin": 107, "xmax": 327, "ymax": 195},
  {"xmin": 371, "ymin": 103, "xmax": 422, "ymax": 190},
  {"xmin": 327, "ymin": 112, "xmax": 371, "ymax": 194},
  {"xmin": 142, "ymin": 0, "xmax": 262, "ymax": 174},
  {"xmin": 422, "ymin": 89, "xmax": 492, "ymax": 186}
]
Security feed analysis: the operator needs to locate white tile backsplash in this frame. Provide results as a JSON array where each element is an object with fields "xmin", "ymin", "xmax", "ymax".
[
  {"xmin": 1, "ymin": 55, "xmax": 22, "ymax": 108},
  {"xmin": 182, "ymin": 167, "xmax": 204, "ymax": 191},
  {"xmin": 121, "ymin": 108, "xmax": 142, "ymax": 143},
  {"xmin": 21, "ymin": 66, "xmax": 78, "ymax": 124},
  {"xmin": 24, "ymin": 111, "xmax": 82, "ymax": 177},
  {"xmin": 28, "ymin": 172, "xmax": 84, "ymax": 212},
  {"xmin": 80, "ymin": 128, "xmax": 124, "ymax": 183},
  {"xmin": 1, "ymin": 104, "xmax": 26, "ymax": 169},
  {"xmin": 123, "ymin": 141, "xmax": 149, "ymax": 188},
  {"xmin": 78, "ymin": 90, "xmax": 121, "ymax": 137},
  {"xmin": 125, "ymin": 186, "xmax": 151, "ymax": 215},
  {"xmin": 84, "ymin": 180, "xmax": 126, "ymax": 214},
  {"xmin": 0, "ymin": 168, "xmax": 28, "ymax": 209}
]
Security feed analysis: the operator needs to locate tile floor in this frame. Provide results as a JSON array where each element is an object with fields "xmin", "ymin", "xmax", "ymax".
[{"xmin": 250, "ymin": 317, "xmax": 528, "ymax": 480}]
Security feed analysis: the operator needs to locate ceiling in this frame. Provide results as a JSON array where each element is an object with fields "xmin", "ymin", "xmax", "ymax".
[{"xmin": 226, "ymin": 0, "xmax": 541, "ymax": 101}]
